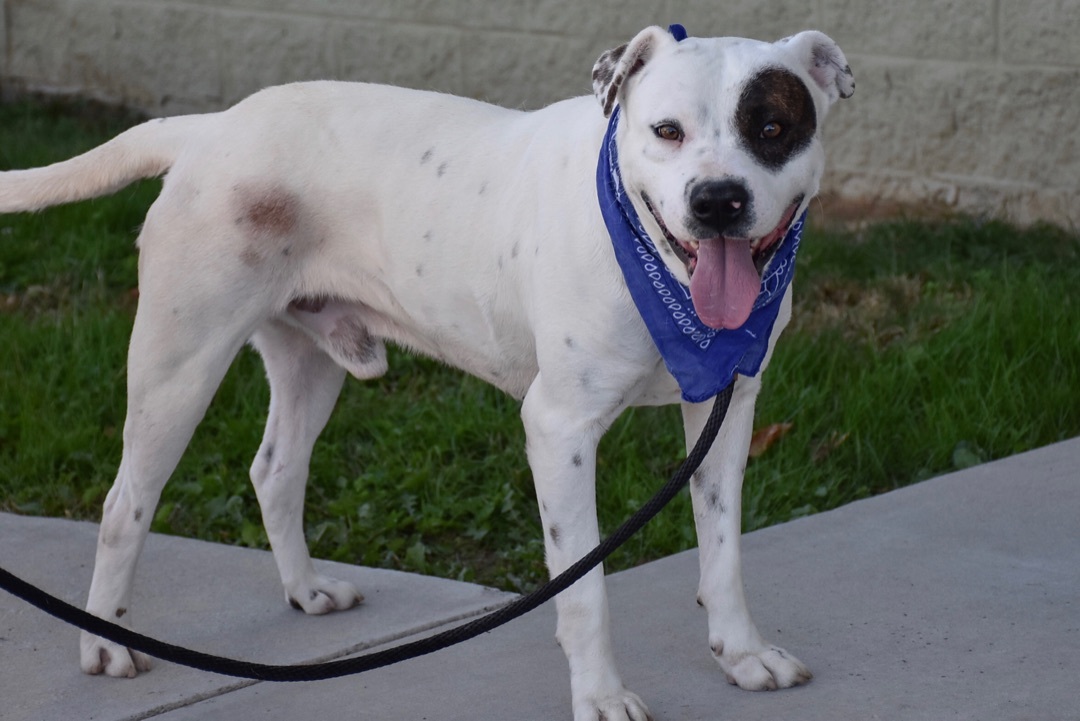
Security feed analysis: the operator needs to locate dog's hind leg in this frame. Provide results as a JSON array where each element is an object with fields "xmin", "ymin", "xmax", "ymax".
[
  {"xmin": 81, "ymin": 281, "xmax": 261, "ymax": 677},
  {"xmin": 247, "ymin": 320, "xmax": 362, "ymax": 614}
]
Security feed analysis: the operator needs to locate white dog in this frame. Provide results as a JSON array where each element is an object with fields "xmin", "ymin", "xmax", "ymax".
[{"xmin": 0, "ymin": 26, "xmax": 852, "ymax": 721}]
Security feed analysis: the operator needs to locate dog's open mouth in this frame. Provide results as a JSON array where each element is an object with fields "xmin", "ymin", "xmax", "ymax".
[{"xmin": 641, "ymin": 195, "xmax": 802, "ymax": 330}]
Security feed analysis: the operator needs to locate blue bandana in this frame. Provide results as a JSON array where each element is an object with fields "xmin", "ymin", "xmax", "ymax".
[{"xmin": 595, "ymin": 105, "xmax": 805, "ymax": 403}]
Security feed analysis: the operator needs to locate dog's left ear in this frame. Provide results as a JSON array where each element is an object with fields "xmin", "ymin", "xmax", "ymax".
[
  {"xmin": 776, "ymin": 31, "xmax": 855, "ymax": 105},
  {"xmin": 592, "ymin": 26, "xmax": 678, "ymax": 118}
]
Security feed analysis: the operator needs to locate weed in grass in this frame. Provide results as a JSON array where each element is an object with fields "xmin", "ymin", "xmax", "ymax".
[{"xmin": 2, "ymin": 99, "xmax": 1079, "ymax": 590}]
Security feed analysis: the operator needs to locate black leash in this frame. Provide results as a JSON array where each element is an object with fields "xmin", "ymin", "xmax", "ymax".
[{"xmin": 0, "ymin": 384, "xmax": 732, "ymax": 681}]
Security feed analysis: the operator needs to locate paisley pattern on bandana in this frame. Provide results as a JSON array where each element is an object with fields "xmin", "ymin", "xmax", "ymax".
[{"xmin": 595, "ymin": 106, "xmax": 805, "ymax": 403}]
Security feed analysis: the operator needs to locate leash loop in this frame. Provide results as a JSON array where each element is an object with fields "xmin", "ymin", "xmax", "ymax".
[{"xmin": 0, "ymin": 384, "xmax": 732, "ymax": 681}]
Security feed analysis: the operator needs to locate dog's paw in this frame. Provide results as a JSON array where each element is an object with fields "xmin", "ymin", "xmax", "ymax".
[
  {"xmin": 712, "ymin": 641, "xmax": 811, "ymax": 691},
  {"xmin": 287, "ymin": 575, "xmax": 364, "ymax": 615},
  {"xmin": 572, "ymin": 689, "xmax": 653, "ymax": 721},
  {"xmin": 80, "ymin": 632, "xmax": 153, "ymax": 678}
]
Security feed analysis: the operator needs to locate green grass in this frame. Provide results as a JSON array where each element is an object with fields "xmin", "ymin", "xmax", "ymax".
[{"xmin": 2, "ymin": 98, "xmax": 1079, "ymax": 591}]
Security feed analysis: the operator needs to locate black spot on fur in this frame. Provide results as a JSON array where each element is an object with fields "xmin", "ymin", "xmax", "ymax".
[
  {"xmin": 423, "ymin": 230, "xmax": 433, "ymax": 243},
  {"xmin": 115, "ymin": 607, "xmax": 127, "ymax": 618},
  {"xmin": 133, "ymin": 508, "xmax": 143, "ymax": 522},
  {"xmin": 548, "ymin": 524, "xmax": 561, "ymax": 548},
  {"xmin": 734, "ymin": 67, "xmax": 817, "ymax": 171},
  {"xmin": 330, "ymin": 317, "xmax": 379, "ymax": 365},
  {"xmin": 478, "ymin": 181, "xmax": 488, "ymax": 195},
  {"xmin": 564, "ymin": 336, "xmax": 576, "ymax": 349},
  {"xmin": 264, "ymin": 444, "xmax": 274, "ymax": 462},
  {"xmin": 591, "ymin": 45, "xmax": 622, "ymax": 87},
  {"xmin": 511, "ymin": 242, "xmax": 520, "ymax": 259},
  {"xmin": 572, "ymin": 453, "xmax": 583, "ymax": 467},
  {"xmin": 420, "ymin": 148, "xmax": 434, "ymax": 164},
  {"xmin": 437, "ymin": 161, "xmax": 449, "ymax": 177},
  {"xmin": 416, "ymin": 264, "xmax": 424, "ymax": 277}
]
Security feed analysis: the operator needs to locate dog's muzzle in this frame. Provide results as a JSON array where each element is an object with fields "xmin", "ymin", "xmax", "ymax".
[{"xmin": 642, "ymin": 194, "xmax": 802, "ymax": 330}]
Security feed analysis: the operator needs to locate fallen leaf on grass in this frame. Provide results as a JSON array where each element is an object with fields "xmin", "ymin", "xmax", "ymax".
[
  {"xmin": 812, "ymin": 430, "xmax": 850, "ymax": 463},
  {"xmin": 749, "ymin": 422, "xmax": 794, "ymax": 459}
]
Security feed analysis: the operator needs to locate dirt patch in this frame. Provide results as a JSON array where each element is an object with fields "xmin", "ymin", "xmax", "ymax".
[{"xmin": 791, "ymin": 274, "xmax": 972, "ymax": 348}]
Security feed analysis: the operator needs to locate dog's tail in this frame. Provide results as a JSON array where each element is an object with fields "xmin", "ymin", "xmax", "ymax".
[{"xmin": 0, "ymin": 115, "xmax": 202, "ymax": 213}]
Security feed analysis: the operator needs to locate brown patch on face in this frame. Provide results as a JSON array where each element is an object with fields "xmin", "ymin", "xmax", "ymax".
[{"xmin": 734, "ymin": 67, "xmax": 817, "ymax": 171}]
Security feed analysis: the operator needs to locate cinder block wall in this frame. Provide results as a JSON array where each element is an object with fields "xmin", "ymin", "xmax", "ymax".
[{"xmin": 1, "ymin": 0, "xmax": 1077, "ymax": 227}]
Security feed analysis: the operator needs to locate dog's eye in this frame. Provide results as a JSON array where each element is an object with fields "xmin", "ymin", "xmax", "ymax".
[
  {"xmin": 761, "ymin": 121, "xmax": 783, "ymax": 139},
  {"xmin": 653, "ymin": 123, "xmax": 684, "ymax": 142}
]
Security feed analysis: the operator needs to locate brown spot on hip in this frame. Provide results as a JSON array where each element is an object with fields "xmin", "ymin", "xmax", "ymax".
[
  {"xmin": 244, "ymin": 188, "xmax": 300, "ymax": 235},
  {"xmin": 235, "ymin": 185, "xmax": 307, "ymax": 267}
]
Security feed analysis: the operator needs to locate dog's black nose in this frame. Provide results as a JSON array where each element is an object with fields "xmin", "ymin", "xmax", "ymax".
[{"xmin": 689, "ymin": 180, "xmax": 750, "ymax": 235}]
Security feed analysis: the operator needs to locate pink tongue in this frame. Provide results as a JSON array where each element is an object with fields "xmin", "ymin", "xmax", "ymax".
[{"xmin": 689, "ymin": 237, "xmax": 760, "ymax": 330}]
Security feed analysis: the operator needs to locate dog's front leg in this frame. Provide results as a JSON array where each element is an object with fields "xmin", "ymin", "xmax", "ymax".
[
  {"xmin": 681, "ymin": 374, "xmax": 811, "ymax": 691},
  {"xmin": 522, "ymin": 378, "xmax": 651, "ymax": 721}
]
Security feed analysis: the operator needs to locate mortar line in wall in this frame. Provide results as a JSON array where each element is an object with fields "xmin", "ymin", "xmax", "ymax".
[
  {"xmin": 831, "ymin": 166, "xmax": 1061, "ymax": 193},
  {"xmin": 993, "ymin": 0, "xmax": 1002, "ymax": 66},
  {"xmin": 929, "ymin": 172, "xmax": 1056, "ymax": 191},
  {"xmin": 843, "ymin": 50, "xmax": 1080, "ymax": 74},
  {"xmin": 92, "ymin": 0, "xmax": 1080, "ymax": 75},
  {"xmin": 830, "ymin": 168, "xmax": 922, "ymax": 181},
  {"xmin": 1, "ymin": 0, "xmax": 11, "ymax": 71},
  {"xmin": 108, "ymin": 0, "xmax": 583, "ymax": 41},
  {"xmin": 455, "ymin": 24, "xmax": 466, "ymax": 99}
]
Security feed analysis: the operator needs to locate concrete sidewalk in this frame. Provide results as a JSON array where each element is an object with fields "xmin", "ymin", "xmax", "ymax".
[{"xmin": 2, "ymin": 439, "xmax": 1078, "ymax": 720}]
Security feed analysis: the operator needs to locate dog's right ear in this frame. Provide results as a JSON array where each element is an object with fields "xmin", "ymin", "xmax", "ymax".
[{"xmin": 592, "ymin": 26, "xmax": 677, "ymax": 118}]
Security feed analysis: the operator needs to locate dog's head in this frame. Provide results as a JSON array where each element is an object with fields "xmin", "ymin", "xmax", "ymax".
[{"xmin": 593, "ymin": 27, "xmax": 853, "ymax": 330}]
